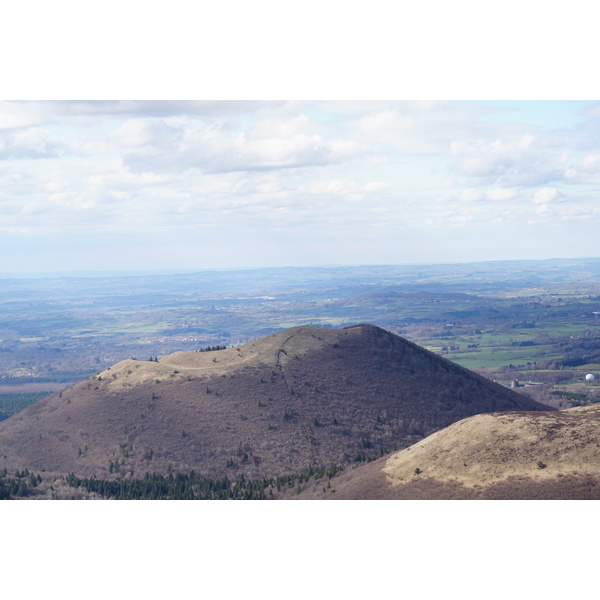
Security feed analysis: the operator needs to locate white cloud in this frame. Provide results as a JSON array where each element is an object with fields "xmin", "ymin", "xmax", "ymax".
[
  {"xmin": 529, "ymin": 199, "xmax": 599, "ymax": 224},
  {"xmin": 305, "ymin": 179, "xmax": 359, "ymax": 195},
  {"xmin": 584, "ymin": 103, "xmax": 600, "ymax": 118},
  {"xmin": 451, "ymin": 135, "xmax": 533, "ymax": 177},
  {"xmin": 363, "ymin": 181, "xmax": 387, "ymax": 192},
  {"xmin": 303, "ymin": 179, "xmax": 386, "ymax": 196},
  {"xmin": 562, "ymin": 152, "xmax": 600, "ymax": 184},
  {"xmin": 0, "ymin": 126, "xmax": 67, "ymax": 159},
  {"xmin": 581, "ymin": 153, "xmax": 600, "ymax": 170},
  {"xmin": 111, "ymin": 118, "xmax": 180, "ymax": 150},
  {"xmin": 450, "ymin": 132, "xmax": 574, "ymax": 188},
  {"xmin": 108, "ymin": 114, "xmax": 365, "ymax": 174},
  {"xmin": 459, "ymin": 188, "xmax": 516, "ymax": 202},
  {"xmin": 0, "ymin": 101, "xmax": 294, "ymax": 130},
  {"xmin": 0, "ymin": 102, "xmax": 49, "ymax": 129},
  {"xmin": 460, "ymin": 188, "xmax": 482, "ymax": 202},
  {"xmin": 354, "ymin": 101, "xmax": 488, "ymax": 154},
  {"xmin": 358, "ymin": 109, "xmax": 417, "ymax": 135},
  {"xmin": 246, "ymin": 114, "xmax": 314, "ymax": 138},
  {"xmin": 487, "ymin": 188, "xmax": 517, "ymax": 202},
  {"xmin": 532, "ymin": 187, "xmax": 565, "ymax": 204}
]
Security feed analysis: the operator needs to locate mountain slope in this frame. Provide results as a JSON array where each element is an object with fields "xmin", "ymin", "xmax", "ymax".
[
  {"xmin": 295, "ymin": 404, "xmax": 600, "ymax": 499},
  {"xmin": 0, "ymin": 324, "xmax": 551, "ymax": 480}
]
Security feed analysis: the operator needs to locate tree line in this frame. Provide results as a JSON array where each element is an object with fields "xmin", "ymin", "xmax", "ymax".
[
  {"xmin": 0, "ymin": 392, "xmax": 50, "ymax": 421},
  {"xmin": 0, "ymin": 468, "xmax": 41, "ymax": 499},
  {"xmin": 197, "ymin": 345, "xmax": 228, "ymax": 353},
  {"xmin": 65, "ymin": 463, "xmax": 347, "ymax": 500},
  {"xmin": 1, "ymin": 449, "xmax": 390, "ymax": 500}
]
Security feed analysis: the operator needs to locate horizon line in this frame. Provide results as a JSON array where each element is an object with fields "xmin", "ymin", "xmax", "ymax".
[{"xmin": 1, "ymin": 256, "xmax": 599, "ymax": 280}]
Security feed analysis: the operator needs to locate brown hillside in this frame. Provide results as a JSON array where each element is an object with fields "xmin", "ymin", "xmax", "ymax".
[
  {"xmin": 0, "ymin": 324, "xmax": 551, "ymax": 480},
  {"xmin": 295, "ymin": 404, "xmax": 600, "ymax": 499}
]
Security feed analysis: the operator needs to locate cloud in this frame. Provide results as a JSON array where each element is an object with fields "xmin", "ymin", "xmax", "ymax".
[
  {"xmin": 0, "ymin": 102, "xmax": 50, "ymax": 129},
  {"xmin": 459, "ymin": 188, "xmax": 482, "ymax": 202},
  {"xmin": 532, "ymin": 187, "xmax": 565, "ymax": 204},
  {"xmin": 451, "ymin": 135, "xmax": 534, "ymax": 177},
  {"xmin": 459, "ymin": 188, "xmax": 516, "ymax": 202},
  {"xmin": 0, "ymin": 101, "xmax": 295, "ymax": 130},
  {"xmin": 56, "ymin": 100, "xmax": 289, "ymax": 118},
  {"xmin": 584, "ymin": 103, "xmax": 600, "ymax": 118},
  {"xmin": 0, "ymin": 127, "xmax": 67, "ymax": 159},
  {"xmin": 450, "ymin": 132, "xmax": 574, "ymax": 187},
  {"xmin": 303, "ymin": 179, "xmax": 386, "ymax": 196},
  {"xmin": 486, "ymin": 188, "xmax": 517, "ymax": 202},
  {"xmin": 581, "ymin": 153, "xmax": 600, "ymax": 171},
  {"xmin": 562, "ymin": 152, "xmax": 600, "ymax": 184},
  {"xmin": 532, "ymin": 203, "xmax": 598, "ymax": 223},
  {"xmin": 110, "ymin": 114, "xmax": 366, "ymax": 174},
  {"xmin": 353, "ymin": 101, "xmax": 490, "ymax": 154},
  {"xmin": 111, "ymin": 118, "xmax": 178, "ymax": 149}
]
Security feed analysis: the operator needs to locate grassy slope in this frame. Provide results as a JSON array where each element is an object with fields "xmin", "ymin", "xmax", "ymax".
[{"xmin": 294, "ymin": 404, "xmax": 600, "ymax": 499}]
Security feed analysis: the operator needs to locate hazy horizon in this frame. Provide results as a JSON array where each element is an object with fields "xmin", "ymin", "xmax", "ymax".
[{"xmin": 1, "ymin": 255, "xmax": 599, "ymax": 280}]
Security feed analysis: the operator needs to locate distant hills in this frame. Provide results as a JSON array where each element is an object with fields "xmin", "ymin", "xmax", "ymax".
[
  {"xmin": 293, "ymin": 404, "xmax": 600, "ymax": 500},
  {"xmin": 0, "ymin": 324, "xmax": 550, "ymax": 482}
]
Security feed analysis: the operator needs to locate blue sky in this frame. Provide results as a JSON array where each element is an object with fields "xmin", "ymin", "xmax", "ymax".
[{"xmin": 1, "ymin": 99, "xmax": 599, "ymax": 274}]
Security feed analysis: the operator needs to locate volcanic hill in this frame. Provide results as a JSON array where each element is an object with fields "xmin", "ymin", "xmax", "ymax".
[
  {"xmin": 0, "ymin": 324, "xmax": 551, "ymax": 480},
  {"xmin": 293, "ymin": 404, "xmax": 600, "ymax": 500}
]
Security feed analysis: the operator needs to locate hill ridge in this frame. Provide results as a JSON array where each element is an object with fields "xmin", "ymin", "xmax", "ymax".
[{"xmin": 0, "ymin": 324, "xmax": 551, "ymax": 480}]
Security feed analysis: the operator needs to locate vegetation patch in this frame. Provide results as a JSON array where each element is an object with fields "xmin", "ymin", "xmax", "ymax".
[
  {"xmin": 64, "ymin": 463, "xmax": 346, "ymax": 500},
  {"xmin": 0, "ymin": 392, "xmax": 52, "ymax": 421}
]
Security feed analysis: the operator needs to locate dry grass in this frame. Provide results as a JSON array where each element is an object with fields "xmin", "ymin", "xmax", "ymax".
[
  {"xmin": 100, "ymin": 326, "xmax": 365, "ymax": 390},
  {"xmin": 382, "ymin": 405, "xmax": 600, "ymax": 487}
]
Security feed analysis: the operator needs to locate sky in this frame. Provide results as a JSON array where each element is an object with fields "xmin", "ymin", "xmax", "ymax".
[
  {"xmin": 1, "ymin": 1, "xmax": 598, "ymax": 275},
  {"xmin": 2, "ymin": 99, "xmax": 599, "ymax": 274}
]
